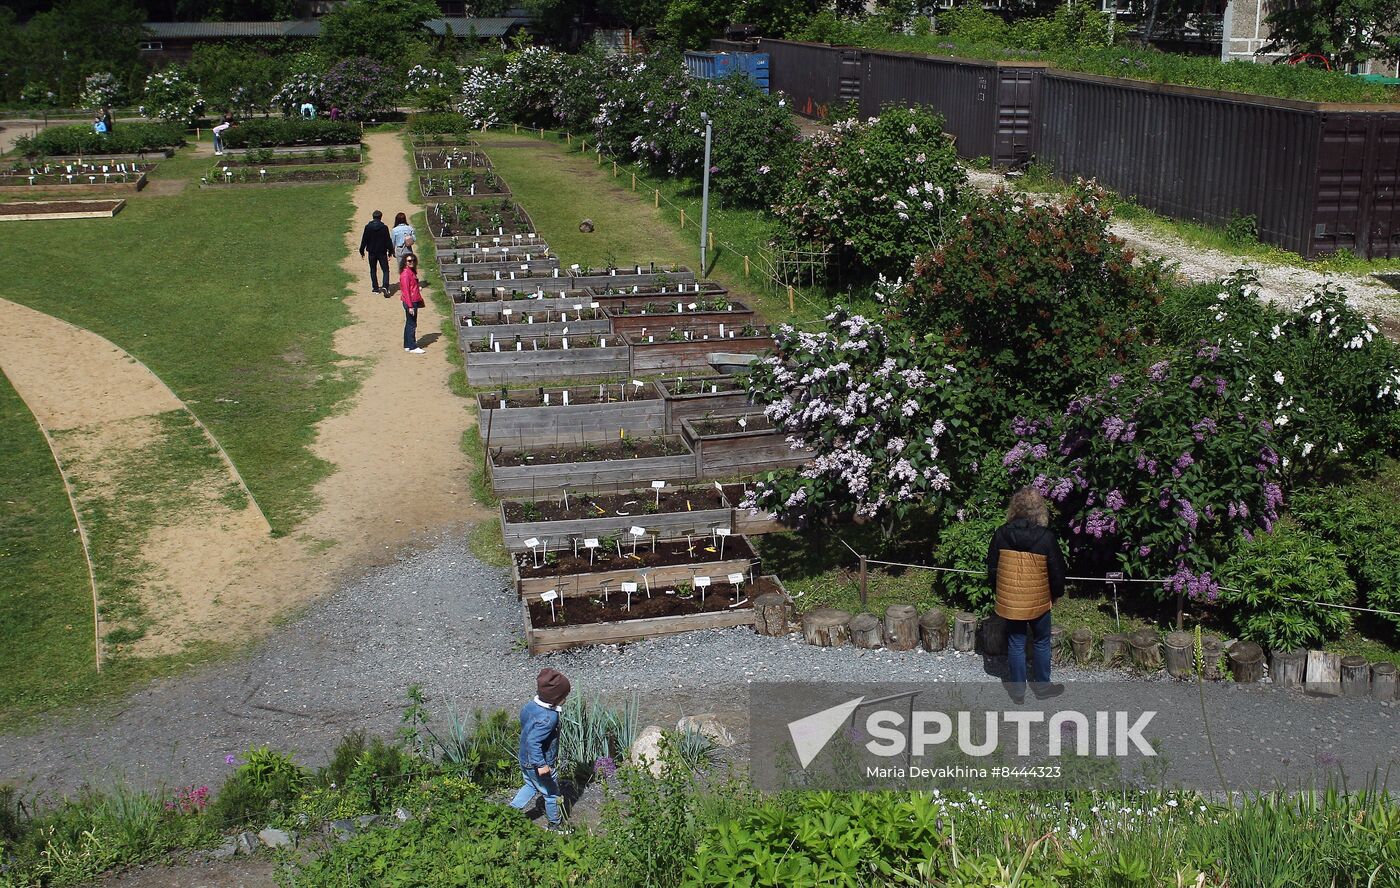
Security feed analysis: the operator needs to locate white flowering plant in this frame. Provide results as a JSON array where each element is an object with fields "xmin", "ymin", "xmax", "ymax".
[
  {"xmin": 80, "ymin": 72, "xmax": 121, "ymax": 110},
  {"xmin": 142, "ymin": 67, "xmax": 204, "ymax": 124},
  {"xmin": 773, "ymin": 105, "xmax": 965, "ymax": 279},
  {"xmin": 273, "ymin": 73, "xmax": 323, "ymax": 117},
  {"xmin": 742, "ymin": 306, "xmax": 983, "ymax": 532},
  {"xmin": 405, "ymin": 65, "xmax": 459, "ymax": 113}
]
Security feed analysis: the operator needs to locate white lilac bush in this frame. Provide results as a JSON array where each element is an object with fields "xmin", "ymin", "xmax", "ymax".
[
  {"xmin": 80, "ymin": 72, "xmax": 121, "ymax": 110},
  {"xmin": 273, "ymin": 73, "xmax": 323, "ymax": 116},
  {"xmin": 141, "ymin": 68, "xmax": 204, "ymax": 125}
]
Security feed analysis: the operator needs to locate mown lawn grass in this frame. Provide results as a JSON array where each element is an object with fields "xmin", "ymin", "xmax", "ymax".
[{"xmin": 0, "ymin": 146, "xmax": 362, "ymax": 533}]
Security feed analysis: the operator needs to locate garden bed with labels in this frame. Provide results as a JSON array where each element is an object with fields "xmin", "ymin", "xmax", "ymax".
[
  {"xmin": 499, "ymin": 485, "xmax": 736, "ymax": 551},
  {"xmin": 418, "ymin": 170, "xmax": 510, "ymax": 198},
  {"xmin": 487, "ymin": 436, "xmax": 698, "ymax": 497},
  {"xmin": 478, "ymin": 381, "xmax": 664, "ymax": 446},
  {"xmin": 510, "ymin": 534, "xmax": 756, "ymax": 601}
]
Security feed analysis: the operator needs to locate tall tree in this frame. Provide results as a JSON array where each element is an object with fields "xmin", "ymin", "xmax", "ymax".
[
  {"xmin": 1263, "ymin": 0, "xmax": 1400, "ymax": 67},
  {"xmin": 319, "ymin": 0, "xmax": 441, "ymax": 65},
  {"xmin": 20, "ymin": 0, "xmax": 146, "ymax": 102}
]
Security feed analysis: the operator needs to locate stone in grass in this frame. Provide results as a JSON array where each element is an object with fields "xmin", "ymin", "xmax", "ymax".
[
  {"xmin": 211, "ymin": 838, "xmax": 238, "ymax": 860},
  {"xmin": 355, "ymin": 814, "xmax": 385, "ymax": 830},
  {"xmin": 677, "ymin": 714, "xmax": 735, "ymax": 748},
  {"xmin": 578, "ymin": 218, "xmax": 594, "ymax": 233},
  {"xmin": 234, "ymin": 831, "xmax": 260, "ymax": 856},
  {"xmin": 326, "ymin": 819, "xmax": 357, "ymax": 840},
  {"xmin": 258, "ymin": 827, "xmax": 296, "ymax": 849},
  {"xmin": 629, "ymin": 725, "xmax": 666, "ymax": 777}
]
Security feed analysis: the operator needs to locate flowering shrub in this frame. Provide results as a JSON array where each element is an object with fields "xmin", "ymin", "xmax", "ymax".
[
  {"xmin": 773, "ymin": 105, "xmax": 965, "ymax": 279},
  {"xmin": 1004, "ymin": 346, "xmax": 1284, "ymax": 600},
  {"xmin": 79, "ymin": 72, "xmax": 120, "ymax": 110},
  {"xmin": 322, "ymin": 57, "xmax": 400, "ymax": 120},
  {"xmin": 20, "ymin": 83, "xmax": 58, "ymax": 109},
  {"xmin": 456, "ymin": 66, "xmax": 511, "ymax": 130},
  {"xmin": 1217, "ymin": 523, "xmax": 1354, "ymax": 649},
  {"xmin": 405, "ymin": 64, "xmax": 460, "ymax": 113},
  {"xmin": 141, "ymin": 67, "xmax": 204, "ymax": 125},
  {"xmin": 1162, "ymin": 273, "xmax": 1400, "ymax": 479},
  {"xmin": 901, "ymin": 182, "xmax": 1162, "ymax": 413},
  {"xmin": 274, "ymin": 72, "xmax": 323, "ymax": 117},
  {"xmin": 743, "ymin": 307, "xmax": 981, "ymax": 529},
  {"xmin": 166, "ymin": 785, "xmax": 210, "ymax": 815}
]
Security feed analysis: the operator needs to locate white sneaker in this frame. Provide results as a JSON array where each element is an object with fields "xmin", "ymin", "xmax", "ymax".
[{"xmin": 408, "ymin": 347, "xmax": 426, "ymax": 354}]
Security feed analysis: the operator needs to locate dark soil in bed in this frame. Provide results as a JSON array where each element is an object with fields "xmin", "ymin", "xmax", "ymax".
[
  {"xmin": 515, "ymin": 536, "xmax": 755, "ymax": 578},
  {"xmin": 492, "ymin": 438, "xmax": 687, "ymax": 468},
  {"xmin": 691, "ymin": 415, "xmax": 776, "ymax": 436},
  {"xmin": 478, "ymin": 382, "xmax": 658, "ymax": 409},
  {"xmin": 466, "ymin": 335, "xmax": 606, "ymax": 353},
  {"xmin": 528, "ymin": 576, "xmax": 780, "ymax": 627},
  {"xmin": 502, "ymin": 486, "xmax": 730, "ymax": 522},
  {"xmin": 0, "ymin": 199, "xmax": 122, "ymax": 215}
]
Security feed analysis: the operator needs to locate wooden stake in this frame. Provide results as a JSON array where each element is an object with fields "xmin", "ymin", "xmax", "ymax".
[
  {"xmin": 513, "ymin": 123, "xmax": 518, "ymax": 134},
  {"xmin": 581, "ymin": 139, "xmax": 586, "ymax": 152},
  {"xmin": 743, "ymin": 255, "xmax": 750, "ymax": 277},
  {"xmin": 680, "ymin": 208, "xmax": 685, "ymax": 229},
  {"xmin": 787, "ymin": 285, "xmax": 795, "ymax": 312},
  {"xmin": 858, "ymin": 555, "xmax": 868, "ymax": 608},
  {"xmin": 631, "ymin": 172, "xmax": 636, "ymax": 190},
  {"xmin": 654, "ymin": 189, "xmax": 659, "ymax": 208},
  {"xmin": 567, "ymin": 133, "xmax": 571, "ymax": 145},
  {"xmin": 708, "ymin": 230, "xmax": 714, "ymax": 251},
  {"xmin": 612, "ymin": 161, "xmax": 618, "ymax": 176}
]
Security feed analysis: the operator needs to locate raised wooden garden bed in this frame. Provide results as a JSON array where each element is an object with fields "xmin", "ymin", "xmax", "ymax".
[
  {"xmin": 427, "ymin": 199, "xmax": 534, "ymax": 241},
  {"xmin": 604, "ymin": 300, "xmax": 756, "ymax": 337},
  {"xmin": 511, "ymin": 535, "xmax": 756, "ymax": 601},
  {"xmin": 451, "ymin": 291, "xmax": 594, "ymax": 322},
  {"xmin": 438, "ymin": 247, "xmax": 554, "ymax": 269},
  {"xmin": 0, "ymin": 172, "xmax": 147, "ymax": 192},
  {"xmin": 478, "ymin": 382, "xmax": 664, "ymax": 446},
  {"xmin": 586, "ymin": 281, "xmax": 726, "ymax": 300},
  {"xmin": 449, "ymin": 267, "xmax": 697, "ymax": 299},
  {"xmin": 720, "ymin": 482, "xmax": 789, "ymax": 535},
  {"xmin": 458, "ymin": 314, "xmax": 610, "ymax": 354},
  {"xmin": 437, "ymin": 232, "xmax": 546, "ymax": 252},
  {"xmin": 464, "ymin": 334, "xmax": 630, "ymax": 385},
  {"xmin": 0, "ymin": 198, "xmax": 125, "ymax": 221},
  {"xmin": 222, "ymin": 143, "xmax": 361, "ymax": 157},
  {"xmin": 522, "ymin": 574, "xmax": 786, "ymax": 654},
  {"xmin": 419, "ymin": 171, "xmax": 510, "ymax": 199},
  {"xmin": 500, "ymin": 486, "xmax": 735, "ymax": 552},
  {"xmin": 413, "ymin": 148, "xmax": 491, "ymax": 169},
  {"xmin": 445, "ymin": 262, "xmax": 566, "ymax": 289},
  {"xmin": 202, "ymin": 167, "xmax": 360, "ymax": 186},
  {"xmin": 682, "ymin": 415, "xmax": 814, "ymax": 479},
  {"xmin": 627, "ymin": 330, "xmax": 775, "ymax": 375},
  {"xmin": 32, "ymin": 150, "xmax": 175, "ymax": 163},
  {"xmin": 655, "ymin": 375, "xmax": 754, "ymax": 434},
  {"xmin": 487, "ymin": 437, "xmax": 698, "ymax": 498},
  {"xmin": 216, "ymin": 151, "xmax": 362, "ymax": 166}
]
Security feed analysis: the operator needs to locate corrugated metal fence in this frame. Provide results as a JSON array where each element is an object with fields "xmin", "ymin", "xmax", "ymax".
[{"xmin": 758, "ymin": 38, "xmax": 1400, "ymax": 260}]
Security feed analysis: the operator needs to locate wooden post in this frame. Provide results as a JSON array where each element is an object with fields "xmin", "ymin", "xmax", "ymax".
[
  {"xmin": 1305, "ymin": 650, "xmax": 1342, "ymax": 696},
  {"xmin": 581, "ymin": 139, "xmax": 586, "ymax": 152},
  {"xmin": 858, "ymin": 555, "xmax": 867, "ymax": 609},
  {"xmin": 787, "ymin": 285, "xmax": 795, "ymax": 312},
  {"xmin": 680, "ymin": 208, "xmax": 685, "ymax": 228},
  {"xmin": 707, "ymin": 230, "xmax": 714, "ymax": 251},
  {"xmin": 979, "ymin": 614, "xmax": 1007, "ymax": 657},
  {"xmin": 1049, "ymin": 624, "xmax": 1065, "ymax": 666},
  {"xmin": 1340, "ymin": 655, "xmax": 1370, "ymax": 697},
  {"xmin": 1164, "ymin": 631, "xmax": 1194, "ymax": 679},
  {"xmin": 884, "ymin": 605, "xmax": 918, "ymax": 652},
  {"xmin": 1372, "ymin": 662, "xmax": 1398, "ymax": 701},
  {"xmin": 753, "ymin": 592, "xmax": 789, "ymax": 637},
  {"xmin": 802, "ymin": 608, "xmax": 851, "ymax": 647},
  {"xmin": 1227, "ymin": 641, "xmax": 1265, "ymax": 683},
  {"xmin": 631, "ymin": 172, "xmax": 636, "ymax": 190},
  {"xmin": 952, "ymin": 613, "xmax": 977, "ymax": 652},
  {"xmin": 566, "ymin": 133, "xmax": 571, "ymax": 145},
  {"xmin": 919, "ymin": 608, "xmax": 948, "ymax": 652},
  {"xmin": 1070, "ymin": 627, "xmax": 1092, "ymax": 665},
  {"xmin": 850, "ymin": 613, "xmax": 882, "ymax": 649},
  {"xmin": 1199, "ymin": 635, "xmax": 1224, "ymax": 680},
  {"xmin": 654, "ymin": 189, "xmax": 660, "ymax": 208},
  {"xmin": 743, "ymin": 255, "xmax": 750, "ymax": 277},
  {"xmin": 1101, "ymin": 632, "xmax": 1128, "ymax": 666},
  {"xmin": 513, "ymin": 123, "xmax": 518, "ymax": 134},
  {"xmin": 612, "ymin": 161, "xmax": 618, "ymax": 176},
  {"xmin": 1270, "ymin": 649, "xmax": 1306, "ymax": 688},
  {"xmin": 1128, "ymin": 629, "xmax": 1163, "ymax": 672}
]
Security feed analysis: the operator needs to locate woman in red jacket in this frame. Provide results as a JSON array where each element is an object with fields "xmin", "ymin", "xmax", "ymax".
[{"xmin": 399, "ymin": 254, "xmax": 425, "ymax": 354}]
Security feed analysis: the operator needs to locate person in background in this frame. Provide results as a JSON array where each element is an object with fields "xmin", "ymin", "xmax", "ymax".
[
  {"xmin": 329, "ymin": 106, "xmax": 341, "ymax": 121},
  {"xmin": 390, "ymin": 212, "xmax": 416, "ymax": 260},
  {"xmin": 101, "ymin": 106, "xmax": 113, "ymax": 135},
  {"xmin": 508, "ymin": 669, "xmax": 572, "ymax": 833},
  {"xmin": 211, "ymin": 114, "xmax": 233, "ymax": 156},
  {"xmin": 92, "ymin": 114, "xmax": 107, "ymax": 135},
  {"xmin": 399, "ymin": 253, "xmax": 426, "ymax": 354},
  {"xmin": 300, "ymin": 101, "xmax": 316, "ymax": 120},
  {"xmin": 358, "ymin": 209, "xmax": 393, "ymax": 295},
  {"xmin": 986, "ymin": 487, "xmax": 1066, "ymax": 703}
]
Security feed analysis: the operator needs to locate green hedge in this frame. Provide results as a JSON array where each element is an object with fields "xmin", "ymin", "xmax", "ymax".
[
  {"xmin": 14, "ymin": 122, "xmax": 187, "ymax": 157},
  {"xmin": 407, "ymin": 112, "xmax": 475, "ymax": 136},
  {"xmin": 220, "ymin": 118, "xmax": 362, "ymax": 149}
]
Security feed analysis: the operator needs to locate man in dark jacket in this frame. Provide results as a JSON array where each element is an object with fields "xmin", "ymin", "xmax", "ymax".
[
  {"xmin": 508, "ymin": 668, "xmax": 572, "ymax": 832},
  {"xmin": 358, "ymin": 210, "xmax": 393, "ymax": 294},
  {"xmin": 987, "ymin": 487, "xmax": 1066, "ymax": 701}
]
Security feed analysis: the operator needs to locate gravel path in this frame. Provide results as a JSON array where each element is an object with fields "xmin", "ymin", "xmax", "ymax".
[{"xmin": 0, "ymin": 533, "xmax": 1116, "ymax": 799}]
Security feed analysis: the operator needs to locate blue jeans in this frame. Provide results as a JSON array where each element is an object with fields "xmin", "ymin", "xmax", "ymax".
[
  {"xmin": 1005, "ymin": 609, "xmax": 1053, "ymax": 688},
  {"xmin": 509, "ymin": 766, "xmax": 562, "ymax": 824},
  {"xmin": 368, "ymin": 253, "xmax": 389, "ymax": 291},
  {"xmin": 403, "ymin": 305, "xmax": 417, "ymax": 350}
]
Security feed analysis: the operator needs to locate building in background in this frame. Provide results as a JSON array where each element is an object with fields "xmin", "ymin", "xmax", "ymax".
[{"xmin": 1221, "ymin": 0, "xmax": 1400, "ymax": 77}]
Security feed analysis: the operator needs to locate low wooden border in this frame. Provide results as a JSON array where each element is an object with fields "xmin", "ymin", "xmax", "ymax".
[
  {"xmin": 682, "ymin": 416, "xmax": 814, "ymax": 478},
  {"xmin": 500, "ymin": 500, "xmax": 735, "ymax": 552},
  {"xmin": 453, "ymin": 292, "xmax": 596, "ymax": 321},
  {"xmin": 0, "ymin": 172, "xmax": 147, "ymax": 193},
  {"xmin": 720, "ymin": 484, "xmax": 789, "ymax": 535},
  {"xmin": 511, "ymin": 536, "xmax": 757, "ymax": 601},
  {"xmin": 655, "ymin": 378, "xmax": 754, "ymax": 434},
  {"xmin": 434, "ymin": 231, "xmax": 543, "ymax": 250},
  {"xmin": 627, "ymin": 332, "xmax": 774, "ymax": 375},
  {"xmin": 523, "ymin": 574, "xmax": 785, "ymax": 653},
  {"xmin": 0, "ymin": 198, "xmax": 125, "ymax": 221},
  {"xmin": 477, "ymin": 385, "xmax": 664, "ymax": 446},
  {"xmin": 605, "ymin": 302, "xmax": 756, "ymax": 337},
  {"xmin": 443, "ymin": 259, "xmax": 562, "ymax": 283},
  {"xmin": 487, "ymin": 439, "xmax": 698, "ymax": 498},
  {"xmin": 220, "ymin": 143, "xmax": 362, "ymax": 156},
  {"xmin": 464, "ymin": 340, "xmax": 630, "ymax": 385},
  {"xmin": 457, "ymin": 317, "xmax": 610, "ymax": 355},
  {"xmin": 452, "ymin": 268, "xmax": 696, "ymax": 297}
]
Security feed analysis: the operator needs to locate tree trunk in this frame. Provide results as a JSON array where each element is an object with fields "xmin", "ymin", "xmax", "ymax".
[
  {"xmin": 884, "ymin": 605, "xmax": 919, "ymax": 652},
  {"xmin": 1270, "ymin": 649, "xmax": 1307, "ymax": 688},
  {"xmin": 1305, "ymin": 650, "xmax": 1342, "ymax": 696},
  {"xmin": 1340, "ymin": 655, "xmax": 1370, "ymax": 698},
  {"xmin": 1227, "ymin": 640, "xmax": 1265, "ymax": 683},
  {"xmin": 752, "ymin": 592, "xmax": 789, "ymax": 637},
  {"xmin": 1102, "ymin": 632, "xmax": 1128, "ymax": 666},
  {"xmin": 952, "ymin": 612, "xmax": 978, "ymax": 652},
  {"xmin": 1049, "ymin": 625, "xmax": 1066, "ymax": 666},
  {"xmin": 979, "ymin": 614, "xmax": 1008, "ymax": 657},
  {"xmin": 1372, "ymin": 662, "xmax": 1398, "ymax": 701},
  {"xmin": 919, "ymin": 608, "xmax": 948, "ymax": 652},
  {"xmin": 1070, "ymin": 627, "xmax": 1093, "ymax": 665},
  {"xmin": 801, "ymin": 608, "xmax": 851, "ymax": 647},
  {"xmin": 1164, "ymin": 631, "xmax": 1194, "ymax": 679},
  {"xmin": 850, "ymin": 613, "xmax": 882, "ymax": 649},
  {"xmin": 1128, "ymin": 629, "xmax": 1163, "ymax": 672}
]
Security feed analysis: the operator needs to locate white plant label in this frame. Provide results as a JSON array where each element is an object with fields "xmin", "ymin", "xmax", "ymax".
[
  {"xmin": 651, "ymin": 481, "xmax": 666, "ymax": 490},
  {"xmin": 727, "ymin": 573, "xmax": 745, "ymax": 585},
  {"xmin": 540, "ymin": 590, "xmax": 559, "ymax": 602},
  {"xmin": 620, "ymin": 582, "xmax": 638, "ymax": 593},
  {"xmin": 584, "ymin": 538, "xmax": 600, "ymax": 549},
  {"xmin": 629, "ymin": 526, "xmax": 645, "ymax": 538},
  {"xmin": 523, "ymin": 538, "xmax": 540, "ymax": 549},
  {"xmin": 694, "ymin": 576, "xmax": 711, "ymax": 588},
  {"xmin": 715, "ymin": 528, "xmax": 732, "ymax": 537}
]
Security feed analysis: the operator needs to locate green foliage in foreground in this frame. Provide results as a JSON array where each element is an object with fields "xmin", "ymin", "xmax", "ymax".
[
  {"xmin": 795, "ymin": 10, "xmax": 1399, "ymax": 104},
  {"xmin": 221, "ymin": 118, "xmax": 363, "ymax": 149},
  {"xmin": 14, "ymin": 122, "xmax": 187, "ymax": 157}
]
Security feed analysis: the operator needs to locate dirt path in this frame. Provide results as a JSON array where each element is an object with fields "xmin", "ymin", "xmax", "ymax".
[{"xmin": 0, "ymin": 299, "xmax": 274, "ymax": 656}]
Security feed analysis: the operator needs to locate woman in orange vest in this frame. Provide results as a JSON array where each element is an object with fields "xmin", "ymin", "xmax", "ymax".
[{"xmin": 986, "ymin": 487, "xmax": 1066, "ymax": 702}]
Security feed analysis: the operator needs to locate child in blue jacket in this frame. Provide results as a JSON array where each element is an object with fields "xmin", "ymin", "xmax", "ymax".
[{"xmin": 509, "ymin": 668, "xmax": 571, "ymax": 831}]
